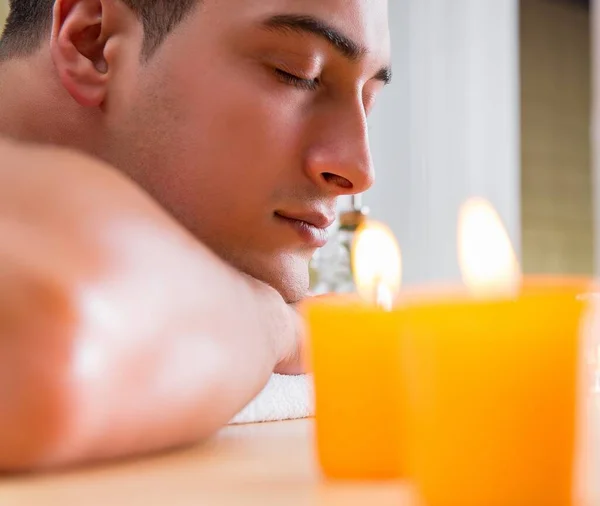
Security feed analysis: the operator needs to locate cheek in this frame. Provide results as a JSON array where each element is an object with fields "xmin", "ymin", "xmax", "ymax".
[
  {"xmin": 172, "ymin": 74, "xmax": 303, "ymax": 203},
  {"xmin": 135, "ymin": 75, "xmax": 292, "ymax": 233},
  {"xmin": 211, "ymin": 97, "xmax": 291, "ymax": 157}
]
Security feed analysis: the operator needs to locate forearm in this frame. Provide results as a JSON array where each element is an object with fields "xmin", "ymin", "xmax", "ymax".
[
  {"xmin": 59, "ymin": 252, "xmax": 291, "ymax": 467},
  {"xmin": 0, "ymin": 258, "xmax": 287, "ymax": 471}
]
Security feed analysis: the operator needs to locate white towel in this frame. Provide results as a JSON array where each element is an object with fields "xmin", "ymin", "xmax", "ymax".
[{"xmin": 230, "ymin": 374, "xmax": 314, "ymax": 425}]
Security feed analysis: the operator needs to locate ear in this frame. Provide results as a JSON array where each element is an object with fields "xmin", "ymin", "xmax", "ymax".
[{"xmin": 50, "ymin": 0, "xmax": 125, "ymax": 108}]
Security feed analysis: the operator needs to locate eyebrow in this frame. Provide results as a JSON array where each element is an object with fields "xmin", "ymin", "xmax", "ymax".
[{"xmin": 261, "ymin": 14, "xmax": 393, "ymax": 85}]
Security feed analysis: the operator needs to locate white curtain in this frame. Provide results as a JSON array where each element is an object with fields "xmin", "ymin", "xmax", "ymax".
[{"xmin": 365, "ymin": 0, "xmax": 521, "ymax": 286}]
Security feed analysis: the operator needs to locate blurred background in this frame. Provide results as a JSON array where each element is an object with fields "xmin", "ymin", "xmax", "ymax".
[
  {"xmin": 363, "ymin": 0, "xmax": 597, "ymax": 286},
  {"xmin": 1, "ymin": 0, "xmax": 598, "ymax": 286}
]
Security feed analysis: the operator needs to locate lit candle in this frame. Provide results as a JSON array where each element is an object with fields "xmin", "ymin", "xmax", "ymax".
[
  {"xmin": 401, "ymin": 198, "xmax": 595, "ymax": 506},
  {"xmin": 303, "ymin": 220, "xmax": 404, "ymax": 480}
]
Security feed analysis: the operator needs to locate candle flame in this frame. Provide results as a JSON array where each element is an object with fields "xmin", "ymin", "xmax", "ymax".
[
  {"xmin": 458, "ymin": 197, "xmax": 521, "ymax": 298},
  {"xmin": 352, "ymin": 220, "xmax": 402, "ymax": 309}
]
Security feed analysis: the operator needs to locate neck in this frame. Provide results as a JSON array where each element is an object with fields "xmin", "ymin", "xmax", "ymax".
[{"xmin": 0, "ymin": 52, "xmax": 99, "ymax": 151}]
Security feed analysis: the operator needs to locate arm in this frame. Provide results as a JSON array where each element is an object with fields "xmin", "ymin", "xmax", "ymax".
[{"xmin": 0, "ymin": 139, "xmax": 301, "ymax": 471}]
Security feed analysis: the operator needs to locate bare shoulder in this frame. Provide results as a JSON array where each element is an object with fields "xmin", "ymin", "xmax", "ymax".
[
  {"xmin": 0, "ymin": 136, "xmax": 103, "ymax": 175},
  {"xmin": 0, "ymin": 137, "xmax": 139, "ymax": 202},
  {"xmin": 0, "ymin": 136, "xmax": 206, "ymax": 295},
  {"xmin": 0, "ymin": 137, "xmax": 183, "ymax": 232}
]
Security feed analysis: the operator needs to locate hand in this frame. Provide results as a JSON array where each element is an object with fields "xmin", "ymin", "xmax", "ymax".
[
  {"xmin": 274, "ymin": 293, "xmax": 335, "ymax": 375},
  {"xmin": 273, "ymin": 293, "xmax": 330, "ymax": 376},
  {"xmin": 273, "ymin": 303, "xmax": 307, "ymax": 375}
]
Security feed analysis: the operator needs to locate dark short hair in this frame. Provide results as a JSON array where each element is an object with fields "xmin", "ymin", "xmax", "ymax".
[{"xmin": 0, "ymin": 0, "xmax": 198, "ymax": 61}]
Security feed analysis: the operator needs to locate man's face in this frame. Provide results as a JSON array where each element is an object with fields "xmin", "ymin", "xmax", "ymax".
[{"xmin": 106, "ymin": 0, "xmax": 390, "ymax": 303}]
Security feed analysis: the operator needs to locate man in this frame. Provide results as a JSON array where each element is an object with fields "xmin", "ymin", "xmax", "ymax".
[{"xmin": 0, "ymin": 0, "xmax": 390, "ymax": 471}]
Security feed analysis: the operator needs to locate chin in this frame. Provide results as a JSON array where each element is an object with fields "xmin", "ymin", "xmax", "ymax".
[
  {"xmin": 275, "ymin": 277, "xmax": 310, "ymax": 305},
  {"xmin": 256, "ymin": 262, "xmax": 310, "ymax": 304},
  {"xmin": 224, "ymin": 250, "xmax": 310, "ymax": 304}
]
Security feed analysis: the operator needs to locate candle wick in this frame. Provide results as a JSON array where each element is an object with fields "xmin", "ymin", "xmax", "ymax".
[{"xmin": 374, "ymin": 278, "xmax": 393, "ymax": 311}]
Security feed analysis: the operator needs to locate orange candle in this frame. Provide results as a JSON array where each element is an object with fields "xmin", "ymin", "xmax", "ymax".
[
  {"xmin": 401, "ymin": 279, "xmax": 592, "ymax": 506},
  {"xmin": 305, "ymin": 299, "xmax": 404, "ymax": 479},
  {"xmin": 304, "ymin": 221, "xmax": 405, "ymax": 480},
  {"xmin": 400, "ymin": 199, "xmax": 597, "ymax": 506}
]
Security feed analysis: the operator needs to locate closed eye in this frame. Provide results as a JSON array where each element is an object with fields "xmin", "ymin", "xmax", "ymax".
[{"xmin": 274, "ymin": 68, "xmax": 320, "ymax": 92}]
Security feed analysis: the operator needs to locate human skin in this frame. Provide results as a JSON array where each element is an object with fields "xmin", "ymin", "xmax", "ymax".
[
  {"xmin": 0, "ymin": 138, "xmax": 300, "ymax": 470},
  {"xmin": 0, "ymin": 0, "xmax": 390, "ymax": 471}
]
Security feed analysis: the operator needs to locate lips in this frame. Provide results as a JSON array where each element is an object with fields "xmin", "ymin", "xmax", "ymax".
[{"xmin": 274, "ymin": 209, "xmax": 335, "ymax": 248}]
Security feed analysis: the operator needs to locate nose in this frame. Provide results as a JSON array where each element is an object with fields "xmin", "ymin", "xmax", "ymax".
[{"xmin": 304, "ymin": 105, "xmax": 375, "ymax": 197}]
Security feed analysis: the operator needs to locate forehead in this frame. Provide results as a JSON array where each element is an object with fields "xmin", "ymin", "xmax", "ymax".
[{"xmin": 200, "ymin": 0, "xmax": 391, "ymax": 60}]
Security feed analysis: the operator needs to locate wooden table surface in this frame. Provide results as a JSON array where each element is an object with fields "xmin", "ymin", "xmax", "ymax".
[{"xmin": 0, "ymin": 419, "xmax": 414, "ymax": 506}]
